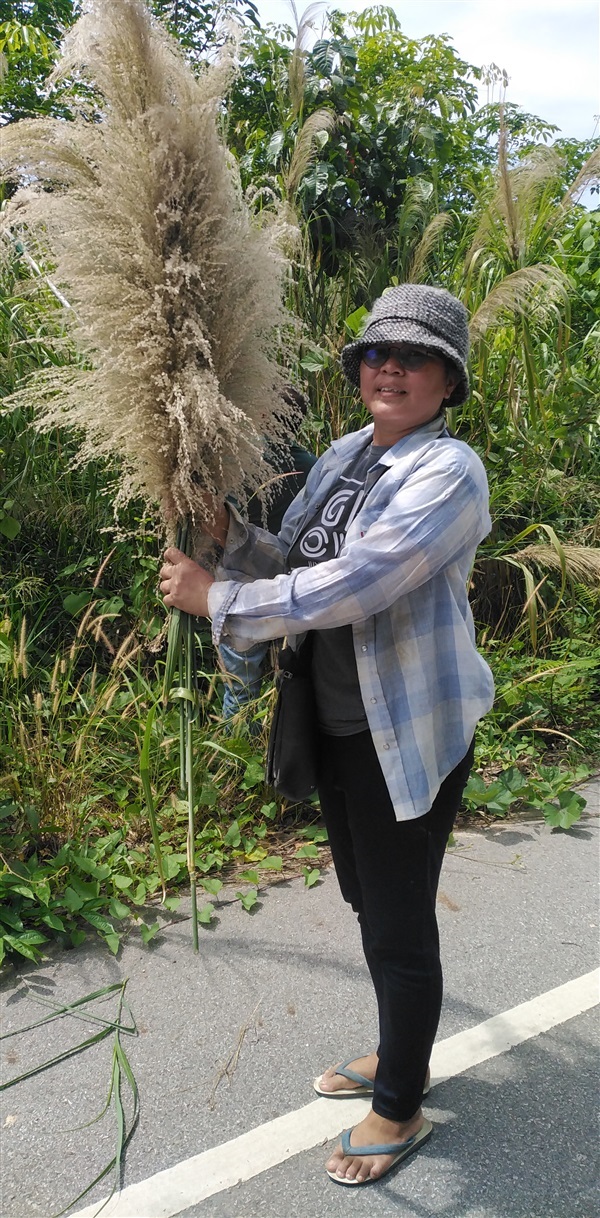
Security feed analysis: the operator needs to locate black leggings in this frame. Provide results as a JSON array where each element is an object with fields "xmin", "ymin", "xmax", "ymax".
[{"xmin": 317, "ymin": 730, "xmax": 475, "ymax": 1122}]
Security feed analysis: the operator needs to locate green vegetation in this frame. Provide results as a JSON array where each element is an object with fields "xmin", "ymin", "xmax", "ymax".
[
  {"xmin": 1, "ymin": 3, "xmax": 598, "ymax": 965},
  {"xmin": 0, "ymin": 978, "xmax": 139, "ymax": 1214}
]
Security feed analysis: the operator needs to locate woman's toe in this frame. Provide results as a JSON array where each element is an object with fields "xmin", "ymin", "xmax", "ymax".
[{"xmin": 344, "ymin": 1157, "xmax": 363, "ymax": 1181}]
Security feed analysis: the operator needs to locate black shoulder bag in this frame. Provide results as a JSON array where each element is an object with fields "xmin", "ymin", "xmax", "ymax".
[{"xmin": 266, "ymin": 634, "xmax": 319, "ymax": 803}]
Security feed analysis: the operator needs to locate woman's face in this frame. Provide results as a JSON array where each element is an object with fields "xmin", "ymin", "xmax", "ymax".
[{"xmin": 359, "ymin": 345, "xmax": 457, "ymax": 446}]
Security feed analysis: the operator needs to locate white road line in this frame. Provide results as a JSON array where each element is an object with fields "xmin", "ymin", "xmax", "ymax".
[{"xmin": 72, "ymin": 969, "xmax": 599, "ymax": 1218}]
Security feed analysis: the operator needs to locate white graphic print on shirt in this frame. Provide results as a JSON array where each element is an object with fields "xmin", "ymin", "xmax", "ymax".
[{"xmin": 290, "ymin": 454, "xmax": 382, "ymax": 567}]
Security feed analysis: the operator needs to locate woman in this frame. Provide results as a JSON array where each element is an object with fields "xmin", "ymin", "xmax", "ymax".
[{"xmin": 160, "ymin": 284, "xmax": 495, "ymax": 1187}]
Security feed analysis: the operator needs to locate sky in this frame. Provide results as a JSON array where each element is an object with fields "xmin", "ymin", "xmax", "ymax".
[{"xmin": 252, "ymin": 0, "xmax": 599, "ymax": 143}]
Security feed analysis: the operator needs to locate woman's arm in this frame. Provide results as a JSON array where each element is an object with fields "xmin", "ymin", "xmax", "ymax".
[
  {"xmin": 160, "ymin": 447, "xmax": 331, "ymax": 617},
  {"xmin": 208, "ymin": 448, "xmax": 490, "ymax": 648}
]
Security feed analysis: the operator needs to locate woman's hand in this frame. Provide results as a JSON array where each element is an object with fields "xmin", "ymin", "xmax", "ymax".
[{"xmin": 159, "ymin": 548, "xmax": 215, "ymax": 617}]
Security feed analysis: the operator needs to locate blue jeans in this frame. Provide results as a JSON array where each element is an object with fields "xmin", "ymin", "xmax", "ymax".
[{"xmin": 219, "ymin": 640, "xmax": 270, "ymax": 721}]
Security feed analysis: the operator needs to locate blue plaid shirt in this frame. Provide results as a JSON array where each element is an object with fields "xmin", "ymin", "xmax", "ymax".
[{"xmin": 208, "ymin": 415, "xmax": 494, "ymax": 820}]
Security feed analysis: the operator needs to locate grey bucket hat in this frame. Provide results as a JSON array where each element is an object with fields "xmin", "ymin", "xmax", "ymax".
[{"xmin": 340, "ymin": 284, "xmax": 470, "ymax": 407}]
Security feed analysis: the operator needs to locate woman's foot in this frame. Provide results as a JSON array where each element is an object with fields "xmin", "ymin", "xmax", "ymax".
[
  {"xmin": 316, "ymin": 1052, "xmax": 378, "ymax": 1094},
  {"xmin": 316, "ymin": 1054, "xmax": 431, "ymax": 1097},
  {"xmin": 326, "ymin": 1107, "xmax": 425, "ymax": 1184}
]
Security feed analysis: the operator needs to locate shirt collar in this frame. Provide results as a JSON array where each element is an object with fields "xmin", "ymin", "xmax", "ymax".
[
  {"xmin": 377, "ymin": 413, "xmax": 448, "ymax": 466},
  {"xmin": 330, "ymin": 413, "xmax": 448, "ymax": 463}
]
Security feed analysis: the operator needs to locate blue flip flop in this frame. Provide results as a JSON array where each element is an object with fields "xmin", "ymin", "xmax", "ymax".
[
  {"xmin": 313, "ymin": 1058, "xmax": 431, "ymax": 1100},
  {"xmin": 313, "ymin": 1057, "xmax": 375, "ymax": 1098},
  {"xmin": 326, "ymin": 1118, "xmax": 433, "ymax": 1185}
]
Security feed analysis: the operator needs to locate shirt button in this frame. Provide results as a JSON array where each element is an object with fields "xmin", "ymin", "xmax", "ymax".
[
  {"xmin": 361, "ymin": 645, "xmax": 368, "ymax": 652},
  {"xmin": 370, "ymin": 697, "xmax": 377, "ymax": 704},
  {"xmin": 383, "ymin": 743, "xmax": 390, "ymax": 751}
]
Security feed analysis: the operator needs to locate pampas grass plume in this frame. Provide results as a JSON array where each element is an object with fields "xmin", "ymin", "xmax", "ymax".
[{"xmin": 2, "ymin": 0, "xmax": 296, "ymax": 529}]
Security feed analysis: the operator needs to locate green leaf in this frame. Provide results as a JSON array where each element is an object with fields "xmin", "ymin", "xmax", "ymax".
[
  {"xmin": 558, "ymin": 789, "xmax": 585, "ymax": 812},
  {"xmin": 344, "ymin": 304, "xmax": 368, "ymax": 336},
  {"xmin": 4, "ymin": 931, "xmax": 47, "ymax": 960},
  {"xmin": 12, "ymin": 929, "xmax": 47, "ymax": 945},
  {"xmin": 299, "ymin": 826, "xmax": 328, "ymax": 842},
  {"xmin": 0, "ymin": 908, "xmax": 24, "ymax": 931},
  {"xmin": 266, "ymin": 127, "xmax": 285, "ymax": 163},
  {"xmin": 296, "ymin": 843, "xmax": 319, "ymax": 858},
  {"xmin": 63, "ymin": 591, "xmax": 93, "ymax": 615},
  {"xmin": 198, "ymin": 903, "xmax": 215, "ymax": 925},
  {"xmin": 70, "ymin": 875, "xmax": 100, "ymax": 900},
  {"xmin": 35, "ymin": 880, "xmax": 51, "ymax": 906},
  {"xmin": 236, "ymin": 889, "xmax": 258, "ymax": 912},
  {"xmin": 544, "ymin": 791, "xmax": 585, "ymax": 829},
  {"xmin": 163, "ymin": 896, "xmax": 181, "ymax": 911},
  {"xmin": 63, "ymin": 886, "xmax": 85, "ymax": 912},
  {"xmin": 4, "ymin": 883, "xmax": 34, "ymax": 900},
  {"xmin": 96, "ymin": 596, "xmax": 125, "ymax": 616},
  {"xmin": 113, "ymin": 874, "xmax": 134, "ymax": 889},
  {"xmin": 105, "ymin": 933, "xmax": 121, "ymax": 955},
  {"xmin": 108, "ymin": 898, "xmax": 131, "ymax": 920},
  {"xmin": 224, "ymin": 820, "xmax": 241, "ymax": 847},
  {"xmin": 300, "ymin": 352, "xmax": 330, "ymax": 373},
  {"xmin": 161, "ymin": 853, "xmax": 187, "ymax": 880},
  {"xmin": 70, "ymin": 929, "xmax": 87, "ymax": 947},
  {"xmin": 500, "ymin": 767, "xmax": 527, "ymax": 793},
  {"xmin": 244, "ymin": 847, "xmax": 267, "ymax": 862},
  {"xmin": 73, "ymin": 855, "xmax": 112, "ymax": 880},
  {"xmin": 302, "ymin": 867, "xmax": 320, "ymax": 888},
  {"xmin": 200, "ymin": 877, "xmax": 223, "ymax": 896},
  {"xmin": 130, "ymin": 882, "xmax": 147, "ymax": 906},
  {"xmin": 238, "ymin": 869, "xmax": 259, "ymax": 885},
  {"xmin": 0, "ymin": 514, "xmax": 20, "ymax": 539},
  {"xmin": 198, "ymin": 782, "xmax": 219, "ymax": 808},
  {"xmin": 82, "ymin": 912, "xmax": 116, "ymax": 936},
  {"xmin": 260, "ymin": 802, "xmax": 277, "ymax": 820},
  {"xmin": 260, "ymin": 856, "xmax": 283, "ymax": 871},
  {"xmin": 40, "ymin": 912, "xmax": 66, "ymax": 932},
  {"xmin": 241, "ymin": 760, "xmax": 265, "ymax": 789},
  {"xmin": 140, "ymin": 921, "xmax": 160, "ymax": 944}
]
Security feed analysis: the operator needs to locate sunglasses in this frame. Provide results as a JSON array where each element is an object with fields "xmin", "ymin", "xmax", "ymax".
[{"xmin": 361, "ymin": 345, "xmax": 439, "ymax": 371}]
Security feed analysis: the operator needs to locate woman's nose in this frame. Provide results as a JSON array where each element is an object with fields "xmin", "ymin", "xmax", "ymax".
[{"xmin": 381, "ymin": 351, "xmax": 406, "ymax": 372}]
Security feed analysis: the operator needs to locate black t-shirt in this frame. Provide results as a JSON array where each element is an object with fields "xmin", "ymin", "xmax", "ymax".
[{"xmin": 287, "ymin": 442, "xmax": 389, "ymax": 735}]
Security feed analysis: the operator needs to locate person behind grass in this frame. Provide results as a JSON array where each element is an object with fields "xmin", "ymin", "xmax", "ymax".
[
  {"xmin": 219, "ymin": 385, "xmax": 317, "ymax": 728},
  {"xmin": 160, "ymin": 284, "xmax": 494, "ymax": 1187}
]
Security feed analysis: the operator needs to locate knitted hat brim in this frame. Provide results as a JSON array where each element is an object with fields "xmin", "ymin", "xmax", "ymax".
[{"xmin": 340, "ymin": 319, "xmax": 469, "ymax": 408}]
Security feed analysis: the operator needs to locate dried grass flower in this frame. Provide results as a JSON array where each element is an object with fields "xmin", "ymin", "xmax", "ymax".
[{"xmin": 1, "ymin": 0, "xmax": 297, "ymax": 529}]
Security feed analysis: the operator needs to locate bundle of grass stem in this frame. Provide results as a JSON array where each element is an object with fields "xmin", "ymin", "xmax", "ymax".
[{"xmin": 1, "ymin": 0, "xmax": 296, "ymax": 949}]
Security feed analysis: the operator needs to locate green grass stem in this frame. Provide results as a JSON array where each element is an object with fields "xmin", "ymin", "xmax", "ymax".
[
  {"xmin": 186, "ymin": 610, "xmax": 199, "ymax": 953},
  {"xmin": 140, "ymin": 703, "xmax": 167, "ymax": 901},
  {"xmin": 0, "ymin": 983, "xmax": 136, "ymax": 1039}
]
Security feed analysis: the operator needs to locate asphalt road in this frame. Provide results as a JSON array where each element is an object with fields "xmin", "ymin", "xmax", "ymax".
[{"xmin": 1, "ymin": 781, "xmax": 598, "ymax": 1218}]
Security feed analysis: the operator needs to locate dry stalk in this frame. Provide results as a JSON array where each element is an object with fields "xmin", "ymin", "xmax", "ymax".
[
  {"xmin": 17, "ymin": 616, "xmax": 28, "ymax": 679},
  {"xmin": 49, "ymin": 655, "xmax": 61, "ymax": 695},
  {"xmin": 111, "ymin": 631, "xmax": 140, "ymax": 670},
  {"xmin": 207, "ymin": 1000, "xmax": 263, "ymax": 1110},
  {"xmin": 92, "ymin": 547, "xmax": 117, "ymax": 589}
]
